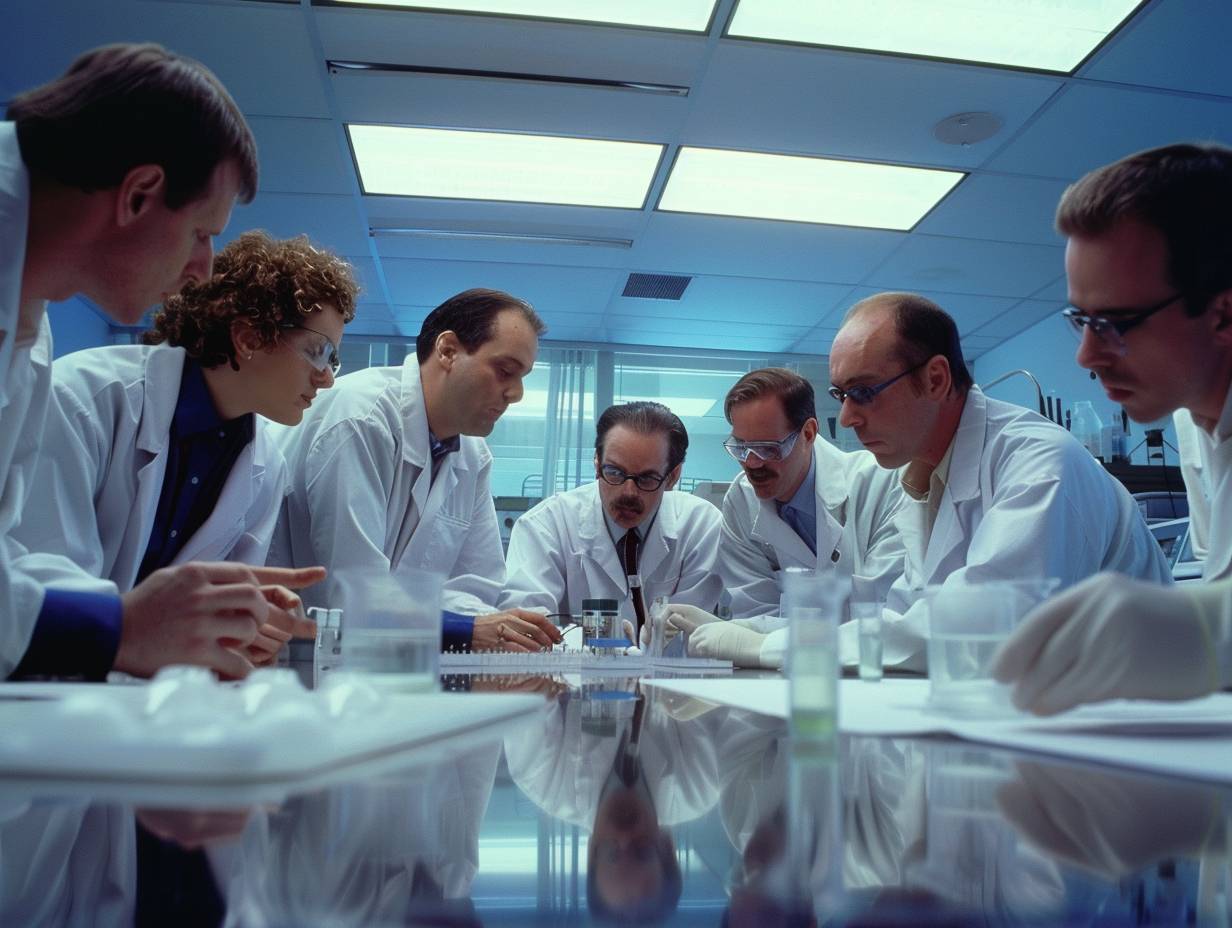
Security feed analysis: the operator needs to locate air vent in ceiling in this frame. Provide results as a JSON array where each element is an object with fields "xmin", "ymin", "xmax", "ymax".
[{"xmin": 622, "ymin": 273, "xmax": 691, "ymax": 301}]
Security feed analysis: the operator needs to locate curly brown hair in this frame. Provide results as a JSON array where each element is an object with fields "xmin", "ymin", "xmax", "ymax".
[{"xmin": 144, "ymin": 230, "xmax": 360, "ymax": 369}]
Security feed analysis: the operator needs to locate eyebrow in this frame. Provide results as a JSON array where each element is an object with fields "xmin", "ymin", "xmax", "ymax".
[
  {"xmin": 493, "ymin": 354, "xmax": 531, "ymax": 373},
  {"xmin": 603, "ymin": 459, "xmax": 666, "ymax": 477},
  {"xmin": 831, "ymin": 371, "xmax": 882, "ymax": 389}
]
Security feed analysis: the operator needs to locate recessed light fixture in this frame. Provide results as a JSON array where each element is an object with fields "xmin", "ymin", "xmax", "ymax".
[
  {"xmin": 330, "ymin": 0, "xmax": 717, "ymax": 32},
  {"xmin": 727, "ymin": 0, "xmax": 1142, "ymax": 73},
  {"xmin": 348, "ymin": 125, "xmax": 665, "ymax": 209},
  {"xmin": 658, "ymin": 147, "xmax": 964, "ymax": 231}
]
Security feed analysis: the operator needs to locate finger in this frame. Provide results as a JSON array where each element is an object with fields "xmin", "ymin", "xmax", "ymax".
[
  {"xmin": 499, "ymin": 633, "xmax": 537, "ymax": 653},
  {"xmin": 247, "ymin": 637, "xmax": 281, "ymax": 664},
  {"xmin": 506, "ymin": 609, "xmax": 563, "ymax": 642},
  {"xmin": 506, "ymin": 617, "xmax": 554, "ymax": 649},
  {"xmin": 249, "ymin": 566, "xmax": 328, "ymax": 589},
  {"xmin": 262, "ymin": 603, "xmax": 317, "ymax": 640},
  {"xmin": 667, "ymin": 614, "xmax": 692, "ymax": 634},
  {"xmin": 211, "ymin": 646, "xmax": 255, "ymax": 680},
  {"xmin": 622, "ymin": 619, "xmax": 636, "ymax": 643},
  {"xmin": 192, "ymin": 584, "xmax": 271, "ymax": 623},
  {"xmin": 1011, "ymin": 607, "xmax": 1093, "ymax": 714},
  {"xmin": 201, "ymin": 613, "xmax": 263, "ymax": 646},
  {"xmin": 256, "ymin": 622, "xmax": 293, "ymax": 645},
  {"xmin": 990, "ymin": 593, "xmax": 1075, "ymax": 683}
]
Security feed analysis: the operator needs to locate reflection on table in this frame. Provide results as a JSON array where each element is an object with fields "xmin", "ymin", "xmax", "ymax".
[{"xmin": 1, "ymin": 672, "xmax": 1228, "ymax": 926}]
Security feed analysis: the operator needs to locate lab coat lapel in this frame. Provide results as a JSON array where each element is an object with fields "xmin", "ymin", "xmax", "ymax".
[
  {"xmin": 174, "ymin": 438, "xmax": 261, "ymax": 564},
  {"xmin": 751, "ymin": 501, "xmax": 814, "ymax": 569},
  {"xmin": 638, "ymin": 493, "xmax": 675, "ymax": 582},
  {"xmin": 812, "ymin": 438, "xmax": 850, "ymax": 563},
  {"xmin": 921, "ymin": 389, "xmax": 985, "ymax": 581},
  {"xmin": 128, "ymin": 349, "xmax": 186, "ymax": 571}
]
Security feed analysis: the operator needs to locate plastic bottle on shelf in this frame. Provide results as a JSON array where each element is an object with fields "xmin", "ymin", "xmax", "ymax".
[{"xmin": 1070, "ymin": 401, "xmax": 1103, "ymax": 459}]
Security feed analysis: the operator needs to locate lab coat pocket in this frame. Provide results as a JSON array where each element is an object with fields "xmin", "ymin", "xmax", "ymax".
[{"xmin": 417, "ymin": 512, "xmax": 470, "ymax": 573}]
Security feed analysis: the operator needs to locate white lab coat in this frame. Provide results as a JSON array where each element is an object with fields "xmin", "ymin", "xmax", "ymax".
[
  {"xmin": 12, "ymin": 344, "xmax": 285, "ymax": 596},
  {"xmin": 875, "ymin": 387, "xmax": 1172, "ymax": 671},
  {"xmin": 499, "ymin": 482, "xmax": 722, "ymax": 622},
  {"xmin": 717, "ymin": 436, "xmax": 906, "ymax": 667},
  {"xmin": 267, "ymin": 356, "xmax": 505, "ymax": 614},
  {"xmin": 1173, "ymin": 379, "xmax": 1232, "ymax": 580},
  {"xmin": 0, "ymin": 120, "xmax": 54, "ymax": 678}
]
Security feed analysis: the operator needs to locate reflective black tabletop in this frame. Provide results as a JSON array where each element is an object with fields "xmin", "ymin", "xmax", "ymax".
[{"xmin": 2, "ymin": 674, "xmax": 1228, "ymax": 927}]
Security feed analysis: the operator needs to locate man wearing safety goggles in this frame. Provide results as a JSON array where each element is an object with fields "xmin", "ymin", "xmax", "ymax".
[
  {"xmin": 655, "ymin": 367, "xmax": 905, "ymax": 669},
  {"xmin": 992, "ymin": 143, "xmax": 1232, "ymax": 716},
  {"xmin": 828, "ymin": 292, "xmax": 1169, "ymax": 672}
]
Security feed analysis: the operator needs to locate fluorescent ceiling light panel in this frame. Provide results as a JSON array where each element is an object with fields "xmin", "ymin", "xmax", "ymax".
[
  {"xmin": 728, "ymin": 0, "xmax": 1140, "ymax": 72},
  {"xmin": 331, "ymin": 0, "xmax": 716, "ymax": 31},
  {"xmin": 659, "ymin": 147, "xmax": 963, "ymax": 230},
  {"xmin": 349, "ymin": 125, "xmax": 664, "ymax": 208}
]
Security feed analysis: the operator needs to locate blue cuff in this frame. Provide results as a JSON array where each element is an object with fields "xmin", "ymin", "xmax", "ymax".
[
  {"xmin": 13, "ymin": 589, "xmax": 123, "ymax": 681},
  {"xmin": 441, "ymin": 609, "xmax": 476, "ymax": 652}
]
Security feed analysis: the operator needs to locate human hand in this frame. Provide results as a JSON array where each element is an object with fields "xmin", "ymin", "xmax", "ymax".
[
  {"xmin": 688, "ymin": 621, "xmax": 767, "ymax": 667},
  {"xmin": 997, "ymin": 760, "xmax": 1222, "ymax": 878},
  {"xmin": 116, "ymin": 563, "xmax": 325, "ymax": 679},
  {"xmin": 990, "ymin": 573, "xmax": 1218, "ymax": 715},
  {"xmin": 472, "ymin": 609, "xmax": 564, "ymax": 652},
  {"xmin": 664, "ymin": 603, "xmax": 721, "ymax": 636},
  {"xmin": 471, "ymin": 673, "xmax": 567, "ymax": 697},
  {"xmin": 246, "ymin": 584, "xmax": 320, "ymax": 666}
]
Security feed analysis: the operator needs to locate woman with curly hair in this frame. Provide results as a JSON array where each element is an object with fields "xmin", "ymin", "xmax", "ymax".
[{"xmin": 14, "ymin": 230, "xmax": 358, "ymax": 670}]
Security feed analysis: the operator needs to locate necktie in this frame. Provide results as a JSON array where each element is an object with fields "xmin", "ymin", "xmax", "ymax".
[
  {"xmin": 620, "ymin": 530, "xmax": 647, "ymax": 641},
  {"xmin": 781, "ymin": 504, "xmax": 817, "ymax": 555}
]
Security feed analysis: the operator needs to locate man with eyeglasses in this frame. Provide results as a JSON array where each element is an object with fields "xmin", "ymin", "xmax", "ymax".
[
  {"xmin": 993, "ymin": 143, "xmax": 1232, "ymax": 715},
  {"xmin": 501, "ymin": 401, "xmax": 721, "ymax": 643},
  {"xmin": 828, "ymin": 292, "xmax": 1168, "ymax": 671},
  {"xmin": 270, "ymin": 288, "xmax": 564, "ymax": 654},
  {"xmin": 657, "ymin": 368, "xmax": 905, "ymax": 669}
]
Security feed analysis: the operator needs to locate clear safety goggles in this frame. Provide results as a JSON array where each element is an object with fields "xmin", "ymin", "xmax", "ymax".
[{"xmin": 279, "ymin": 323, "xmax": 341, "ymax": 376}]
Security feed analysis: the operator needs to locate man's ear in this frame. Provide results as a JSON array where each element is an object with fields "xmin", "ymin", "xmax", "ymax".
[
  {"xmin": 115, "ymin": 164, "xmax": 166, "ymax": 228},
  {"xmin": 436, "ymin": 331, "xmax": 461, "ymax": 371},
  {"xmin": 1208, "ymin": 289, "xmax": 1232, "ymax": 347},
  {"xmin": 230, "ymin": 319, "xmax": 263, "ymax": 363},
  {"xmin": 664, "ymin": 463, "xmax": 683, "ymax": 491},
  {"xmin": 594, "ymin": 453, "xmax": 602, "ymax": 478},
  {"xmin": 925, "ymin": 355, "xmax": 953, "ymax": 399},
  {"xmin": 801, "ymin": 417, "xmax": 819, "ymax": 444}
]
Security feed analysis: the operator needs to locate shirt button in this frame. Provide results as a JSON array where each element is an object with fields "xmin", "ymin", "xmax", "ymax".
[
  {"xmin": 218, "ymin": 430, "xmax": 226, "ymax": 438},
  {"xmin": 170, "ymin": 530, "xmax": 178, "ymax": 538},
  {"xmin": 191, "ymin": 476, "xmax": 199, "ymax": 485}
]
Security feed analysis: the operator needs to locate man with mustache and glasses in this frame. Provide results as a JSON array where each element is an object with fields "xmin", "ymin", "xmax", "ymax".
[
  {"xmin": 501, "ymin": 401, "xmax": 721, "ymax": 644},
  {"xmin": 993, "ymin": 143, "xmax": 1232, "ymax": 715},
  {"xmin": 660, "ymin": 368, "xmax": 906, "ymax": 669}
]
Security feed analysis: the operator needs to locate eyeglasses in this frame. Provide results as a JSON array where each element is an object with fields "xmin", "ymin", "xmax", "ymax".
[
  {"xmin": 828, "ymin": 359, "xmax": 928, "ymax": 406},
  {"xmin": 599, "ymin": 463, "xmax": 668, "ymax": 492},
  {"xmin": 1062, "ymin": 292, "xmax": 1184, "ymax": 355},
  {"xmin": 279, "ymin": 323, "xmax": 341, "ymax": 376},
  {"xmin": 723, "ymin": 429, "xmax": 802, "ymax": 464}
]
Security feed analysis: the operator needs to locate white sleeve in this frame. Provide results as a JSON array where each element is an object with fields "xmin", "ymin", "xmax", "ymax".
[
  {"xmin": 438, "ymin": 451, "xmax": 505, "ymax": 614},
  {"xmin": 717, "ymin": 485, "xmax": 780, "ymax": 619},
  {"xmin": 498, "ymin": 504, "xmax": 567, "ymax": 615}
]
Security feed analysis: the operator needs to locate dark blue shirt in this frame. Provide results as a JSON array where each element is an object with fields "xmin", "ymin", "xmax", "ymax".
[{"xmin": 136, "ymin": 359, "xmax": 254, "ymax": 584}]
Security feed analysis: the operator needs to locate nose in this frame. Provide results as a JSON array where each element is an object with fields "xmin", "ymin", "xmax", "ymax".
[
  {"xmin": 182, "ymin": 237, "xmax": 214, "ymax": 289},
  {"xmin": 1075, "ymin": 324, "xmax": 1117, "ymax": 371},
  {"xmin": 506, "ymin": 376, "xmax": 525, "ymax": 404},
  {"xmin": 314, "ymin": 365, "xmax": 336, "ymax": 389},
  {"xmin": 838, "ymin": 397, "xmax": 862, "ymax": 429},
  {"xmin": 742, "ymin": 449, "xmax": 768, "ymax": 469}
]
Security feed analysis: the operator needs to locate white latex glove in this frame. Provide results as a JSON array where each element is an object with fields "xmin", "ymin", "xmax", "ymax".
[
  {"xmin": 665, "ymin": 603, "xmax": 721, "ymax": 636},
  {"xmin": 620, "ymin": 619, "xmax": 644, "ymax": 655},
  {"xmin": 991, "ymin": 573, "xmax": 1226, "ymax": 716},
  {"xmin": 688, "ymin": 621, "xmax": 769, "ymax": 668}
]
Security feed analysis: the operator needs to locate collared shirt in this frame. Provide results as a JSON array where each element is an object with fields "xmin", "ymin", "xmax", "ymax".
[
  {"xmin": 135, "ymin": 358, "xmax": 254, "ymax": 583},
  {"xmin": 900, "ymin": 441, "xmax": 955, "ymax": 536},
  {"xmin": 776, "ymin": 453, "xmax": 818, "ymax": 555},
  {"xmin": 428, "ymin": 430, "xmax": 460, "ymax": 483},
  {"xmin": 604, "ymin": 498, "xmax": 661, "ymax": 573}
]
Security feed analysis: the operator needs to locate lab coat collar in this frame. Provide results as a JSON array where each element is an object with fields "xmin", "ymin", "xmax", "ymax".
[
  {"xmin": 1210, "ymin": 376, "xmax": 1232, "ymax": 444},
  {"xmin": 137, "ymin": 346, "xmax": 191, "ymax": 454},
  {"xmin": 938, "ymin": 386, "xmax": 985, "ymax": 504},
  {"xmin": 0, "ymin": 123, "xmax": 30, "ymax": 402},
  {"xmin": 749, "ymin": 437, "xmax": 848, "ymax": 568},
  {"xmin": 399, "ymin": 357, "xmax": 429, "ymax": 468}
]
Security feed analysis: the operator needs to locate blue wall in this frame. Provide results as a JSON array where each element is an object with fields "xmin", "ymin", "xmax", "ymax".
[
  {"xmin": 47, "ymin": 297, "xmax": 112, "ymax": 359},
  {"xmin": 973, "ymin": 312, "xmax": 1179, "ymax": 466}
]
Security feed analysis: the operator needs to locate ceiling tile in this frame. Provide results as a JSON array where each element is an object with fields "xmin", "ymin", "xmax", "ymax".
[
  {"xmin": 861, "ymin": 236, "xmax": 1064, "ymax": 298},
  {"xmin": 226, "ymin": 193, "xmax": 371, "ymax": 256},
  {"xmin": 915, "ymin": 174, "xmax": 1071, "ymax": 246}
]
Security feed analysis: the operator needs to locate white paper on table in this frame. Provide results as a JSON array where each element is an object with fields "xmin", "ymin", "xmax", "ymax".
[{"xmin": 642, "ymin": 677, "xmax": 1232, "ymax": 784}]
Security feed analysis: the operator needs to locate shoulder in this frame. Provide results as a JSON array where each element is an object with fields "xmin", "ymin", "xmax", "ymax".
[
  {"xmin": 670, "ymin": 489, "xmax": 723, "ymax": 526},
  {"xmin": 460, "ymin": 434, "xmax": 493, "ymax": 468}
]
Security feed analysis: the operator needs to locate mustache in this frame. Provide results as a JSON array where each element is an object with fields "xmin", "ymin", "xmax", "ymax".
[
  {"xmin": 745, "ymin": 466, "xmax": 775, "ymax": 479},
  {"xmin": 615, "ymin": 496, "xmax": 644, "ymax": 513}
]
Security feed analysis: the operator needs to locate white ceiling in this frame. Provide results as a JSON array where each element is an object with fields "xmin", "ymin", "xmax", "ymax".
[{"xmin": 4, "ymin": 0, "xmax": 1231, "ymax": 360}]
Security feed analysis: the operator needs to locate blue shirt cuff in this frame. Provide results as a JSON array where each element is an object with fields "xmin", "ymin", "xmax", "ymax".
[
  {"xmin": 441, "ymin": 609, "xmax": 475, "ymax": 652},
  {"xmin": 13, "ymin": 589, "xmax": 123, "ymax": 681}
]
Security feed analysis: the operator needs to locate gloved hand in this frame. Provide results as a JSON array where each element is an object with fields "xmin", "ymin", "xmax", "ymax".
[
  {"xmin": 620, "ymin": 619, "xmax": 644, "ymax": 655},
  {"xmin": 997, "ymin": 760, "xmax": 1224, "ymax": 878},
  {"xmin": 990, "ymin": 572, "xmax": 1225, "ymax": 716},
  {"xmin": 688, "ymin": 621, "xmax": 769, "ymax": 668},
  {"xmin": 665, "ymin": 603, "xmax": 721, "ymax": 636}
]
